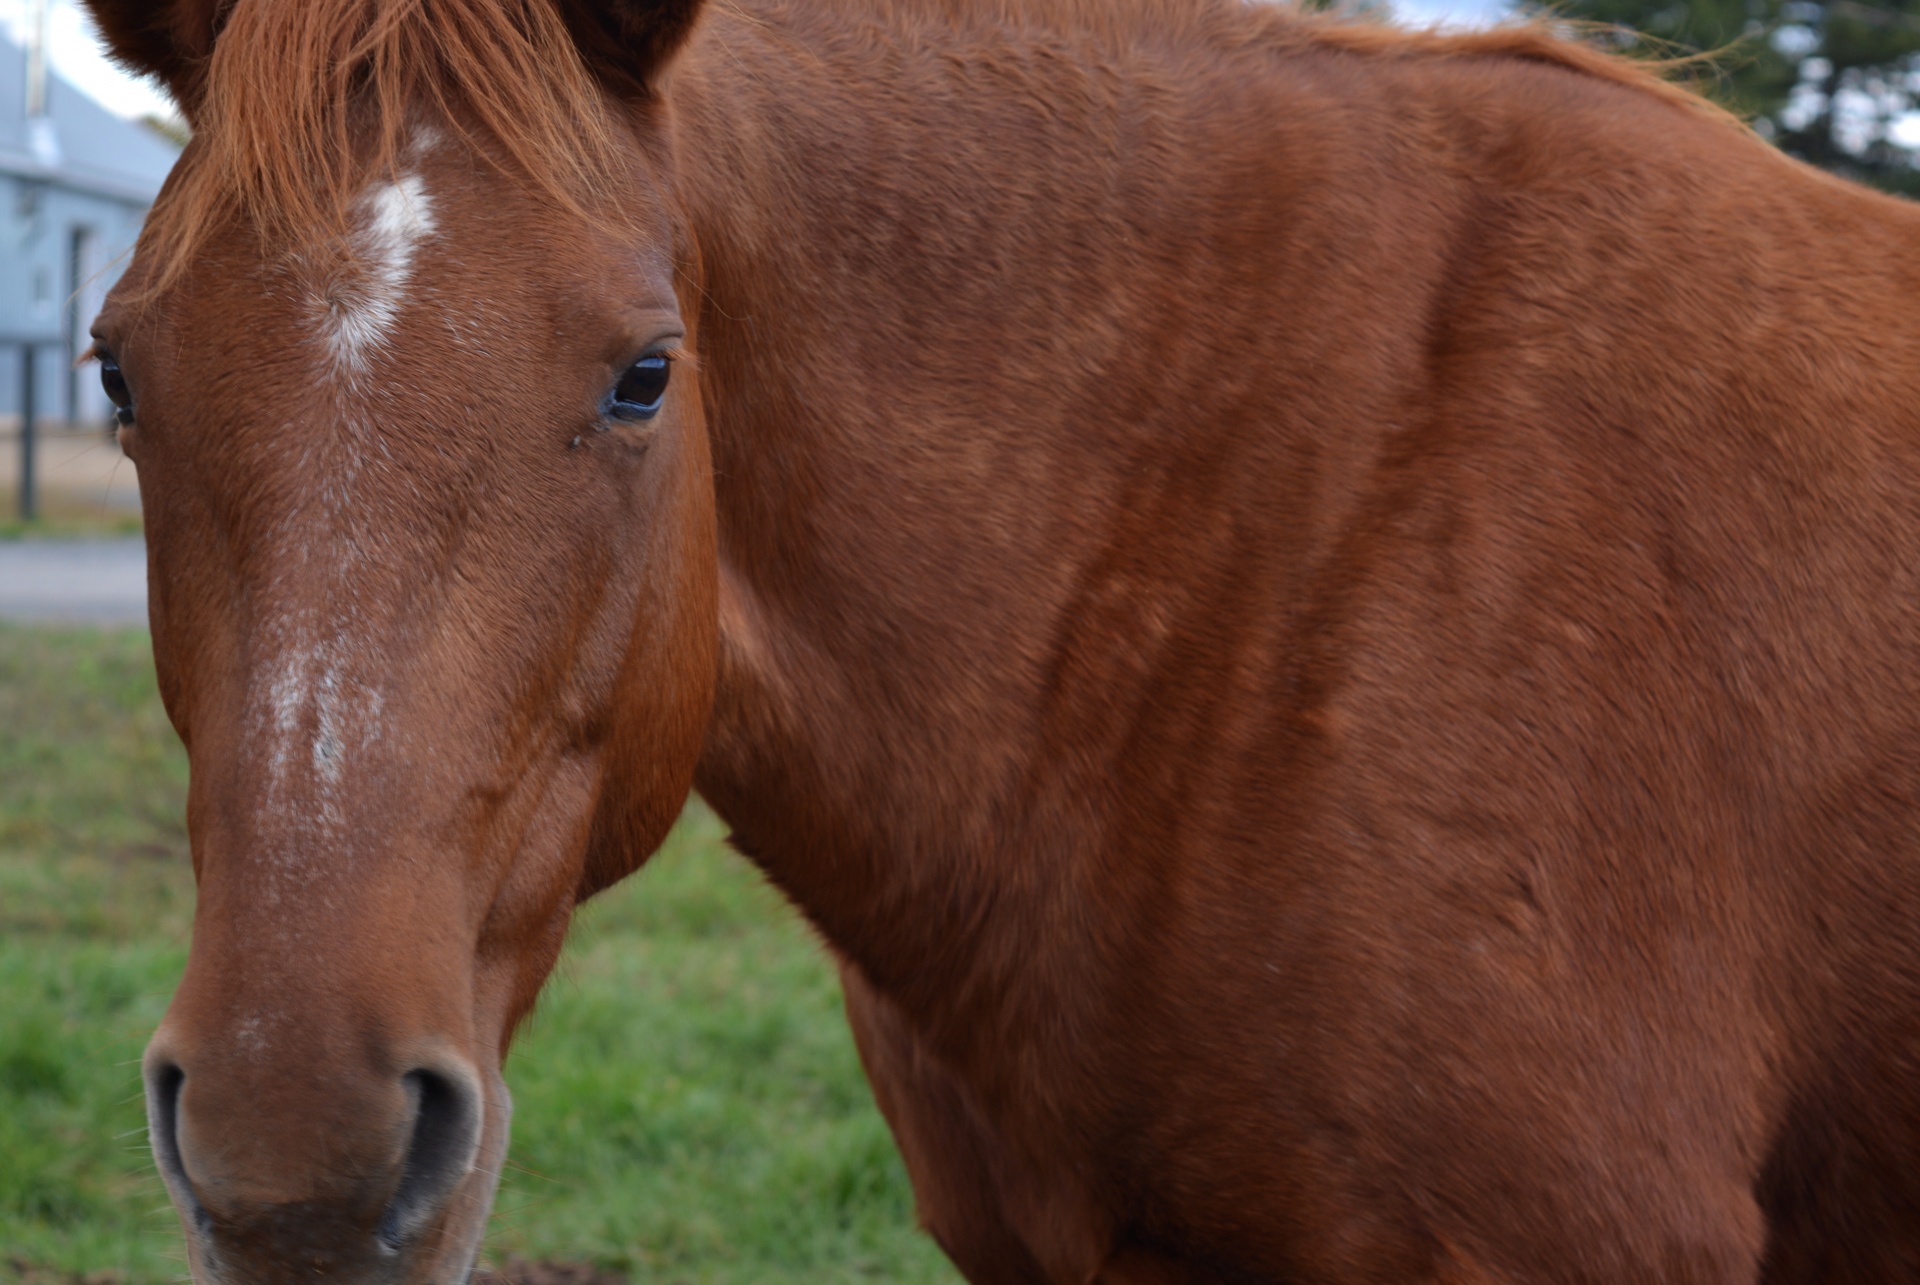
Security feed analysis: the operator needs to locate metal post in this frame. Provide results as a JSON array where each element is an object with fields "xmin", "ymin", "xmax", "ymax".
[{"xmin": 20, "ymin": 344, "xmax": 38, "ymax": 523}]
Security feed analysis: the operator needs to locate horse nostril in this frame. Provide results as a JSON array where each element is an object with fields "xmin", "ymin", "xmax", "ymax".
[
  {"xmin": 144, "ymin": 1059, "xmax": 212, "ymax": 1236},
  {"xmin": 377, "ymin": 1067, "xmax": 483, "ymax": 1250}
]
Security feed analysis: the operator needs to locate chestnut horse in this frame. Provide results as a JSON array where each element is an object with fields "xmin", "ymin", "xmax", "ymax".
[{"xmin": 84, "ymin": 0, "xmax": 1920, "ymax": 1279}]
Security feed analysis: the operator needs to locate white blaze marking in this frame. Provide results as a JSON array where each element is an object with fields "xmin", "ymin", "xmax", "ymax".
[
  {"xmin": 260, "ymin": 152, "xmax": 429, "ymax": 871},
  {"xmin": 322, "ymin": 173, "xmax": 436, "ymax": 370},
  {"xmin": 258, "ymin": 635, "xmax": 386, "ymax": 861}
]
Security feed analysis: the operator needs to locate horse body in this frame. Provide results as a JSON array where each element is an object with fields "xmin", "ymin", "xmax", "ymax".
[
  {"xmin": 682, "ymin": 11, "xmax": 1920, "ymax": 1279},
  {"xmin": 78, "ymin": 0, "xmax": 1920, "ymax": 1279}
]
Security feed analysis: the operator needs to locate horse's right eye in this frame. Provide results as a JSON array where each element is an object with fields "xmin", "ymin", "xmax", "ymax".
[{"xmin": 99, "ymin": 356, "xmax": 134, "ymax": 425}]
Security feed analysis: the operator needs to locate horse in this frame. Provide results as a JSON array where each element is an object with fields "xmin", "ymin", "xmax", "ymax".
[{"xmin": 80, "ymin": 0, "xmax": 1920, "ymax": 1279}]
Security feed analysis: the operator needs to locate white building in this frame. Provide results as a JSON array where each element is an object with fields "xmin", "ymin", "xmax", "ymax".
[{"xmin": 0, "ymin": 26, "xmax": 176, "ymax": 425}]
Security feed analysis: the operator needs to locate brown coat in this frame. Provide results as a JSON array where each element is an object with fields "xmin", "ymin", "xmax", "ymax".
[{"xmin": 84, "ymin": 0, "xmax": 1920, "ymax": 1280}]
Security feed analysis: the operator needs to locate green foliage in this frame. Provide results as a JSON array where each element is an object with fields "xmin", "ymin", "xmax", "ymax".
[
  {"xmin": 489, "ymin": 811, "xmax": 956, "ymax": 1282},
  {"xmin": 1534, "ymin": 0, "xmax": 1920, "ymax": 191},
  {"xmin": 0, "ymin": 624, "xmax": 957, "ymax": 1284}
]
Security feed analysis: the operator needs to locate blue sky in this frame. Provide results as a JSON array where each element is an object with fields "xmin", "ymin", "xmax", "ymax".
[
  {"xmin": 1392, "ymin": 0, "xmax": 1513, "ymax": 25},
  {"xmin": 1, "ymin": 0, "xmax": 173, "ymax": 119}
]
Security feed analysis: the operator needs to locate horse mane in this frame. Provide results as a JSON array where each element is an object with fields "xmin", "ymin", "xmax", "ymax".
[
  {"xmin": 139, "ymin": 0, "xmax": 628, "ymax": 292},
  {"xmin": 757, "ymin": 0, "xmax": 1734, "ymax": 122},
  {"xmin": 139, "ymin": 0, "xmax": 1735, "ymax": 294},
  {"xmin": 1282, "ymin": 13, "xmax": 1737, "ymax": 125}
]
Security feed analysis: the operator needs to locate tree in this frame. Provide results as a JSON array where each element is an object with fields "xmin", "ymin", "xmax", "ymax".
[{"xmin": 1531, "ymin": 0, "xmax": 1920, "ymax": 193}]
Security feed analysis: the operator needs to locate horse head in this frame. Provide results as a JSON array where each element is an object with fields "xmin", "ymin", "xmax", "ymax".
[{"xmin": 85, "ymin": 1, "xmax": 715, "ymax": 1277}]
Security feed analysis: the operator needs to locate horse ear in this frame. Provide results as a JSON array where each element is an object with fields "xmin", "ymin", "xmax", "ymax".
[
  {"xmin": 553, "ymin": 0, "xmax": 706, "ymax": 97},
  {"xmin": 80, "ymin": 0, "xmax": 227, "ymax": 114}
]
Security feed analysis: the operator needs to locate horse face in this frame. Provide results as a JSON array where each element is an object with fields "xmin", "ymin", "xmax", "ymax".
[{"xmin": 85, "ymin": 2, "xmax": 714, "ymax": 1278}]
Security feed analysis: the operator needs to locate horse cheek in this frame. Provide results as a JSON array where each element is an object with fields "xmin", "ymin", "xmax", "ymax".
[{"xmin": 576, "ymin": 437, "xmax": 720, "ymax": 901}]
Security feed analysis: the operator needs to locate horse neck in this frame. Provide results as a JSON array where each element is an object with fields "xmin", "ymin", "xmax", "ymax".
[
  {"xmin": 668, "ymin": 10, "xmax": 1244, "ymax": 1014},
  {"xmin": 668, "ymin": 4, "xmax": 1421, "ymax": 1025}
]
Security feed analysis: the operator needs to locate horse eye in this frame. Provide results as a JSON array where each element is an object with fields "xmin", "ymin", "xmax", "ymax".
[
  {"xmin": 609, "ymin": 354, "xmax": 671, "ymax": 422},
  {"xmin": 98, "ymin": 355, "xmax": 135, "ymax": 425}
]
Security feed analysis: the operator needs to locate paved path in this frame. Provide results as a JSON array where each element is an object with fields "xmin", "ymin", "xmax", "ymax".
[{"xmin": 0, "ymin": 537, "xmax": 147, "ymax": 625}]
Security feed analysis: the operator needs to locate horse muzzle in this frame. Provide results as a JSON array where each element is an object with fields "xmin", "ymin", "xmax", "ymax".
[{"xmin": 143, "ymin": 1029, "xmax": 509, "ymax": 1284}]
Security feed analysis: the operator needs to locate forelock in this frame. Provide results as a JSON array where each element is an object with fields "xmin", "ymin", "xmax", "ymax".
[{"xmin": 137, "ymin": 0, "xmax": 634, "ymax": 294}]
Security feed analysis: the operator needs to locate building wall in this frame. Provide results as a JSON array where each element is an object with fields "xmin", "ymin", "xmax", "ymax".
[{"xmin": 0, "ymin": 170, "xmax": 148, "ymax": 426}]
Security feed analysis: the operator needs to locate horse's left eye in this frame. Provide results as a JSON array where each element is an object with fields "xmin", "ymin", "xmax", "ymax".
[{"xmin": 609, "ymin": 354, "xmax": 671, "ymax": 421}]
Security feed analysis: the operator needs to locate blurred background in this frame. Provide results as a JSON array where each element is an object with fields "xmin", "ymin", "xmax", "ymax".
[
  {"xmin": 1401, "ymin": 0, "xmax": 1920, "ymax": 194},
  {"xmin": 0, "ymin": 0, "xmax": 170, "ymax": 543},
  {"xmin": 5, "ymin": 0, "xmax": 1919, "ymax": 1279}
]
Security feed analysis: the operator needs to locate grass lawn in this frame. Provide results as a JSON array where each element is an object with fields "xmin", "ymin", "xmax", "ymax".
[{"xmin": 0, "ymin": 623, "xmax": 959, "ymax": 1284}]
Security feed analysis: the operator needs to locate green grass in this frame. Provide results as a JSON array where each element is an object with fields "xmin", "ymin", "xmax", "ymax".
[{"xmin": 0, "ymin": 624, "xmax": 959, "ymax": 1284}]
